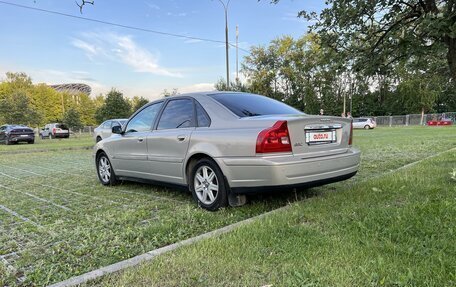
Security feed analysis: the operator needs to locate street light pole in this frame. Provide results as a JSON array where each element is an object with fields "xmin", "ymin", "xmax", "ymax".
[
  {"xmin": 236, "ymin": 25, "xmax": 239, "ymax": 83},
  {"xmin": 217, "ymin": 0, "xmax": 230, "ymax": 89}
]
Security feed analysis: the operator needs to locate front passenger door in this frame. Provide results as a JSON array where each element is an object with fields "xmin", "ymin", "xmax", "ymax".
[{"xmin": 111, "ymin": 102, "xmax": 163, "ymax": 178}]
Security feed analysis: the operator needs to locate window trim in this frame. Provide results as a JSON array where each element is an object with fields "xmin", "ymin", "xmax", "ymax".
[{"xmin": 154, "ymin": 97, "xmax": 196, "ymax": 130}]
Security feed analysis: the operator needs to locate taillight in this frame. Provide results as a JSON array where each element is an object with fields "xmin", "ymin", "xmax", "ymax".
[
  {"xmin": 256, "ymin": 121, "xmax": 292, "ymax": 153},
  {"xmin": 348, "ymin": 121, "xmax": 353, "ymax": 145},
  {"xmin": 52, "ymin": 128, "xmax": 56, "ymax": 134}
]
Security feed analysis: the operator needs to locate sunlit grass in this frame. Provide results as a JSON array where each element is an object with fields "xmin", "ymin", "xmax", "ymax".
[{"xmin": 0, "ymin": 126, "xmax": 454, "ymax": 286}]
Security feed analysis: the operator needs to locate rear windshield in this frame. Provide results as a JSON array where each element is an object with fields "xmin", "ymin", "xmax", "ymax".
[
  {"xmin": 57, "ymin": 124, "xmax": 68, "ymax": 129},
  {"xmin": 209, "ymin": 93, "xmax": 302, "ymax": 117}
]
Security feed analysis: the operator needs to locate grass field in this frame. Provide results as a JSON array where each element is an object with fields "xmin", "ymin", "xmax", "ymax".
[
  {"xmin": 0, "ymin": 134, "xmax": 94, "ymax": 153},
  {"xmin": 0, "ymin": 126, "xmax": 454, "ymax": 286}
]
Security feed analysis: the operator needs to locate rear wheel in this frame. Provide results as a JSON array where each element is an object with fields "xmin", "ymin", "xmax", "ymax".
[
  {"xmin": 28, "ymin": 140, "xmax": 34, "ymax": 144},
  {"xmin": 190, "ymin": 158, "xmax": 228, "ymax": 211},
  {"xmin": 364, "ymin": 125, "xmax": 370, "ymax": 130},
  {"xmin": 49, "ymin": 133, "xmax": 53, "ymax": 139},
  {"xmin": 5, "ymin": 138, "xmax": 12, "ymax": 145},
  {"xmin": 96, "ymin": 152, "xmax": 118, "ymax": 186}
]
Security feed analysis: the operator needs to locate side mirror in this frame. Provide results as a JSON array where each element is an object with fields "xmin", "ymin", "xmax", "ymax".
[{"xmin": 112, "ymin": 125, "xmax": 123, "ymax": 134}]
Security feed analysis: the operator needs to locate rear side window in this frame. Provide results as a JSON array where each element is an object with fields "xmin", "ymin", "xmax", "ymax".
[
  {"xmin": 157, "ymin": 99, "xmax": 194, "ymax": 130},
  {"xmin": 126, "ymin": 102, "xmax": 163, "ymax": 133},
  {"xmin": 57, "ymin": 124, "xmax": 68, "ymax": 130},
  {"xmin": 195, "ymin": 101, "xmax": 210, "ymax": 127},
  {"xmin": 209, "ymin": 93, "xmax": 302, "ymax": 118}
]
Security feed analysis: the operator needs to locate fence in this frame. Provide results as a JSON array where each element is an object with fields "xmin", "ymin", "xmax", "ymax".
[{"xmin": 374, "ymin": 112, "xmax": 456, "ymax": 126}]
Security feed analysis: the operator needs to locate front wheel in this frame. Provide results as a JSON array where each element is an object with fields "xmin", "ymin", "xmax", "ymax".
[
  {"xmin": 49, "ymin": 134, "xmax": 53, "ymax": 139},
  {"xmin": 190, "ymin": 158, "xmax": 228, "ymax": 211},
  {"xmin": 96, "ymin": 152, "xmax": 118, "ymax": 186},
  {"xmin": 364, "ymin": 125, "xmax": 370, "ymax": 130}
]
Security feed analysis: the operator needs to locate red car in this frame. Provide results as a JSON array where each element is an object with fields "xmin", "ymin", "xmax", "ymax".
[{"xmin": 427, "ymin": 118, "xmax": 453, "ymax": 126}]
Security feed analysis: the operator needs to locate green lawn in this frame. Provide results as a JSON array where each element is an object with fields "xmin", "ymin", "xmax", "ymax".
[
  {"xmin": 94, "ymin": 148, "xmax": 455, "ymax": 287},
  {"xmin": 0, "ymin": 133, "xmax": 94, "ymax": 153},
  {"xmin": 0, "ymin": 126, "xmax": 454, "ymax": 286}
]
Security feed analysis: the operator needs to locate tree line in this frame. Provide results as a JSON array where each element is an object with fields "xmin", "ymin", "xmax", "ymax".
[
  {"xmin": 216, "ymin": 31, "xmax": 455, "ymax": 117},
  {"xmin": 0, "ymin": 72, "xmax": 149, "ymax": 129}
]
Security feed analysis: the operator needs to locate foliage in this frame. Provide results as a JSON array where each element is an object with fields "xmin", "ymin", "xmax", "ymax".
[
  {"xmin": 289, "ymin": 0, "xmax": 456, "ymax": 81},
  {"xmin": 162, "ymin": 88, "xmax": 180, "ymax": 97},
  {"xmin": 131, "ymin": 96, "xmax": 149, "ymax": 112},
  {"xmin": 214, "ymin": 78, "xmax": 251, "ymax": 92},
  {"xmin": 62, "ymin": 107, "xmax": 83, "ymax": 130},
  {"xmin": 95, "ymin": 89, "xmax": 132, "ymax": 123},
  {"xmin": 241, "ymin": 31, "xmax": 455, "ymax": 116},
  {"xmin": 0, "ymin": 91, "xmax": 42, "ymax": 126}
]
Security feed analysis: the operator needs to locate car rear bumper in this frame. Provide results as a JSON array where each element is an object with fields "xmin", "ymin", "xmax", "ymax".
[
  {"xmin": 53, "ymin": 133, "xmax": 70, "ymax": 138},
  {"xmin": 215, "ymin": 148, "xmax": 360, "ymax": 191},
  {"xmin": 9, "ymin": 135, "xmax": 34, "ymax": 142}
]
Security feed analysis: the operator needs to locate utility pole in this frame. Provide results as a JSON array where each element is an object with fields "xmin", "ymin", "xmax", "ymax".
[
  {"xmin": 236, "ymin": 25, "xmax": 239, "ymax": 83},
  {"xmin": 217, "ymin": 0, "xmax": 231, "ymax": 89}
]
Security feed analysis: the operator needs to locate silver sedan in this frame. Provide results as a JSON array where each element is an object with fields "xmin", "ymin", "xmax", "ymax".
[{"xmin": 94, "ymin": 92, "xmax": 360, "ymax": 210}]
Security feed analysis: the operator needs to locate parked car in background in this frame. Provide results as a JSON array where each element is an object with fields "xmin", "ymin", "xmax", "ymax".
[
  {"xmin": 353, "ymin": 117, "xmax": 376, "ymax": 129},
  {"xmin": 94, "ymin": 92, "xmax": 360, "ymax": 211},
  {"xmin": 0, "ymin": 124, "xmax": 35, "ymax": 144},
  {"xmin": 40, "ymin": 123, "xmax": 70, "ymax": 139},
  {"xmin": 94, "ymin": 119, "xmax": 128, "ymax": 142}
]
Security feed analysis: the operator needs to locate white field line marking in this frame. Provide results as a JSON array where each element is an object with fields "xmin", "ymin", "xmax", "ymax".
[
  {"xmin": 0, "ymin": 204, "xmax": 41, "ymax": 227},
  {"xmin": 0, "ymin": 165, "xmax": 46, "ymax": 177},
  {"xmin": 48, "ymin": 146, "xmax": 456, "ymax": 287},
  {"xmin": 47, "ymin": 204, "xmax": 291, "ymax": 287},
  {"xmin": 0, "ymin": 169, "xmax": 123, "ymax": 206},
  {"xmin": 7, "ymin": 162, "xmax": 187, "ymax": 204},
  {"xmin": 0, "ymin": 182, "xmax": 72, "ymax": 212}
]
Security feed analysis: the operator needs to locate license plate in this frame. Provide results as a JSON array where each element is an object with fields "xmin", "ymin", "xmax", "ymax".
[{"xmin": 305, "ymin": 131, "xmax": 336, "ymax": 143}]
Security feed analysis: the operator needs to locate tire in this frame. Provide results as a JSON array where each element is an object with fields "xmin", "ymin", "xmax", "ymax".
[
  {"xmin": 96, "ymin": 152, "xmax": 118, "ymax": 186},
  {"xmin": 49, "ymin": 133, "xmax": 53, "ymax": 139},
  {"xmin": 96, "ymin": 136, "xmax": 102, "ymax": 143},
  {"xmin": 5, "ymin": 138, "xmax": 12, "ymax": 145},
  {"xmin": 28, "ymin": 140, "xmax": 35, "ymax": 144},
  {"xmin": 364, "ymin": 125, "xmax": 370, "ymax": 130},
  {"xmin": 189, "ymin": 158, "xmax": 228, "ymax": 211},
  {"xmin": 40, "ymin": 134, "xmax": 44, "ymax": 140}
]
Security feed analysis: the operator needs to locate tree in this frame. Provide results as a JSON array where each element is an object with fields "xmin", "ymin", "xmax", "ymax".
[
  {"xmin": 214, "ymin": 78, "xmax": 251, "ymax": 92},
  {"xmin": 162, "ymin": 88, "xmax": 179, "ymax": 97},
  {"xmin": 131, "ymin": 96, "xmax": 149, "ymax": 112},
  {"xmin": 95, "ymin": 89, "xmax": 131, "ymax": 123},
  {"xmin": 63, "ymin": 107, "xmax": 83, "ymax": 131},
  {"xmin": 287, "ymin": 0, "xmax": 456, "ymax": 80},
  {"xmin": 0, "ymin": 91, "xmax": 41, "ymax": 126}
]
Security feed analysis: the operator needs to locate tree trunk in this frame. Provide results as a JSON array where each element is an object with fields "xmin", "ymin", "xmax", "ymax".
[
  {"xmin": 446, "ymin": 36, "xmax": 456, "ymax": 81},
  {"xmin": 420, "ymin": 107, "xmax": 425, "ymax": 125}
]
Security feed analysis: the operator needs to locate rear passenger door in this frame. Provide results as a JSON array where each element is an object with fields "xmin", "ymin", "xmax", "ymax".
[{"xmin": 146, "ymin": 98, "xmax": 195, "ymax": 184}]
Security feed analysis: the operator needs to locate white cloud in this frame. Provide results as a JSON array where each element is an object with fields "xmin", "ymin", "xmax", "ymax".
[
  {"xmin": 145, "ymin": 2, "xmax": 160, "ymax": 10},
  {"xmin": 184, "ymin": 39, "xmax": 203, "ymax": 44},
  {"xmin": 178, "ymin": 83, "xmax": 215, "ymax": 94},
  {"xmin": 71, "ymin": 32, "xmax": 182, "ymax": 77}
]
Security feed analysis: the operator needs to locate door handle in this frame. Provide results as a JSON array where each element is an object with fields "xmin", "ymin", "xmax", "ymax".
[
  {"xmin": 177, "ymin": 135, "xmax": 186, "ymax": 141},
  {"xmin": 138, "ymin": 137, "xmax": 144, "ymax": 143}
]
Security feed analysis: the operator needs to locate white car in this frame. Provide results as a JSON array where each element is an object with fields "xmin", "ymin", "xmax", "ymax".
[
  {"xmin": 94, "ymin": 119, "xmax": 128, "ymax": 142},
  {"xmin": 40, "ymin": 123, "xmax": 70, "ymax": 139},
  {"xmin": 353, "ymin": 117, "xmax": 376, "ymax": 129}
]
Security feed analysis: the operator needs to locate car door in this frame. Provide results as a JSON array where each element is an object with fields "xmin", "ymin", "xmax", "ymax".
[
  {"xmin": 101, "ymin": 121, "xmax": 112, "ymax": 139},
  {"xmin": 111, "ymin": 102, "xmax": 164, "ymax": 179},
  {"xmin": 0, "ymin": 126, "xmax": 6, "ymax": 142},
  {"xmin": 146, "ymin": 98, "xmax": 195, "ymax": 184}
]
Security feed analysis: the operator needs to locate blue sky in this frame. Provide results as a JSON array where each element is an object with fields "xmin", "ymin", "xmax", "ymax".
[{"xmin": 0, "ymin": 0, "xmax": 324, "ymax": 100}]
